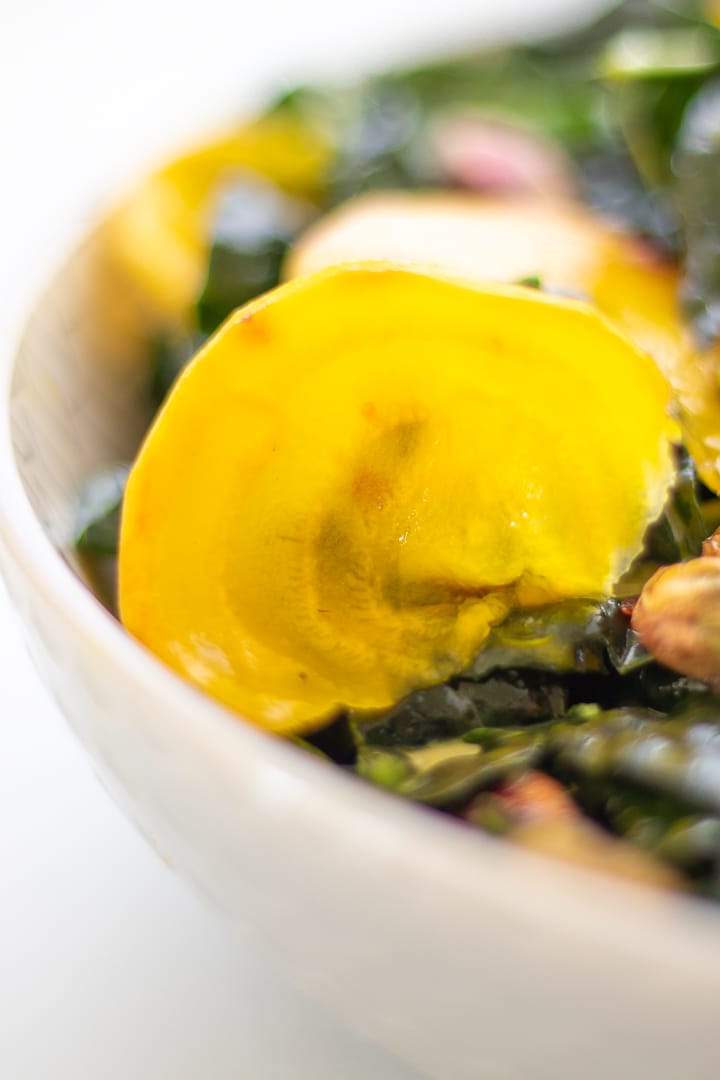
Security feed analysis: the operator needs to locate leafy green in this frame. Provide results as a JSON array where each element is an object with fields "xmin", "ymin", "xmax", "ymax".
[
  {"xmin": 579, "ymin": 144, "xmax": 680, "ymax": 252},
  {"xmin": 270, "ymin": 80, "xmax": 436, "ymax": 202},
  {"xmin": 454, "ymin": 676, "xmax": 568, "ymax": 725},
  {"xmin": 653, "ymin": 815, "xmax": 720, "ymax": 870},
  {"xmin": 641, "ymin": 448, "xmax": 707, "ymax": 562},
  {"xmin": 602, "ymin": 26, "xmax": 719, "ymax": 82},
  {"xmin": 560, "ymin": 772, "xmax": 720, "ymax": 882},
  {"xmin": 462, "ymin": 725, "xmax": 531, "ymax": 749},
  {"xmin": 351, "ymin": 684, "xmax": 477, "ymax": 748},
  {"xmin": 548, "ymin": 704, "xmax": 720, "ymax": 813},
  {"xmin": 325, "ymin": 85, "xmax": 434, "ymax": 203},
  {"xmin": 197, "ymin": 176, "xmax": 315, "ymax": 334},
  {"xmin": 600, "ymin": 600, "xmax": 652, "ymax": 675},
  {"xmin": 629, "ymin": 665, "xmax": 715, "ymax": 713},
  {"xmin": 401, "ymin": 743, "xmax": 543, "ymax": 807},
  {"xmin": 352, "ymin": 671, "xmax": 569, "ymax": 752},
  {"xmin": 150, "ymin": 331, "xmax": 207, "ymax": 405},
  {"xmin": 606, "ymin": 59, "xmax": 713, "ymax": 192},
  {"xmin": 356, "ymin": 693, "xmax": 720, "ymax": 816},
  {"xmin": 461, "ymin": 596, "xmax": 655, "ymax": 681},
  {"xmin": 305, "ymin": 712, "xmax": 357, "ymax": 764},
  {"xmin": 397, "ymin": 739, "xmax": 544, "ymax": 808},
  {"xmin": 74, "ymin": 465, "xmax": 130, "ymax": 556},
  {"xmin": 462, "ymin": 600, "xmax": 608, "ymax": 679},
  {"xmin": 463, "ymin": 790, "xmax": 517, "ymax": 834},
  {"xmin": 675, "ymin": 78, "xmax": 720, "ymax": 343},
  {"xmin": 355, "ymin": 746, "xmax": 414, "ymax": 790}
]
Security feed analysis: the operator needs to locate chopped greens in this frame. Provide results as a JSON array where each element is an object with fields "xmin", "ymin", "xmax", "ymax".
[
  {"xmin": 675, "ymin": 78, "xmax": 720, "ymax": 343},
  {"xmin": 74, "ymin": 465, "xmax": 129, "ymax": 556},
  {"xmin": 198, "ymin": 175, "xmax": 315, "ymax": 334},
  {"xmin": 642, "ymin": 448, "xmax": 707, "ymax": 562},
  {"xmin": 461, "ymin": 600, "xmax": 609, "ymax": 679},
  {"xmin": 150, "ymin": 331, "xmax": 208, "ymax": 405}
]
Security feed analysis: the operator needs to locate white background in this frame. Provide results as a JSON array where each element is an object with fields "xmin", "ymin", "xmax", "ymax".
[{"xmin": 1, "ymin": 2, "xmax": 602, "ymax": 1076}]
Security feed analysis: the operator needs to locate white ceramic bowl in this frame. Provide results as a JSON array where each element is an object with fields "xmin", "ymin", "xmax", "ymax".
[{"xmin": 4, "ymin": 158, "xmax": 720, "ymax": 1080}]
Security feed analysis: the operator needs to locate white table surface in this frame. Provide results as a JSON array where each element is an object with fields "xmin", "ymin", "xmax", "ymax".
[{"xmin": 0, "ymin": 2, "xmax": 602, "ymax": 1076}]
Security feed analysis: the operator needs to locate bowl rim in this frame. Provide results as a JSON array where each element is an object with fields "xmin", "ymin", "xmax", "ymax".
[{"xmin": 4, "ymin": 236, "xmax": 720, "ymax": 984}]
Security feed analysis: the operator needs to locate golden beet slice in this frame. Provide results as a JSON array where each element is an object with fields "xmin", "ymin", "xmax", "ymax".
[
  {"xmin": 287, "ymin": 192, "xmax": 720, "ymax": 492},
  {"xmin": 119, "ymin": 263, "xmax": 674, "ymax": 734}
]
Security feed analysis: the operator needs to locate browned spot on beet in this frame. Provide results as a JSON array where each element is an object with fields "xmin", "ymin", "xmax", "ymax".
[
  {"xmin": 238, "ymin": 312, "xmax": 272, "ymax": 343},
  {"xmin": 351, "ymin": 467, "xmax": 390, "ymax": 511}
]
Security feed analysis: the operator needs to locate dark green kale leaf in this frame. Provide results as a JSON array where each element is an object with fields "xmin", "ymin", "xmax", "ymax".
[
  {"xmin": 462, "ymin": 600, "xmax": 608, "ymax": 679},
  {"xmin": 352, "ymin": 671, "xmax": 569, "ymax": 751},
  {"xmin": 600, "ymin": 21, "xmax": 720, "ymax": 189},
  {"xmin": 351, "ymin": 684, "xmax": 477, "ymax": 748},
  {"xmin": 377, "ymin": 47, "xmax": 604, "ymax": 151},
  {"xmin": 652, "ymin": 815, "xmax": 720, "ymax": 876},
  {"xmin": 271, "ymin": 80, "xmax": 437, "ymax": 202},
  {"xmin": 547, "ymin": 703, "xmax": 720, "ymax": 813},
  {"xmin": 453, "ymin": 676, "xmax": 567, "ymax": 725},
  {"xmin": 150, "ymin": 331, "xmax": 208, "ymax": 406},
  {"xmin": 355, "ymin": 746, "xmax": 415, "ymax": 791},
  {"xmin": 197, "ymin": 175, "xmax": 316, "ymax": 335},
  {"xmin": 354, "ymin": 733, "xmax": 545, "ymax": 807},
  {"xmin": 675, "ymin": 77, "xmax": 720, "ymax": 343},
  {"xmin": 325, "ymin": 85, "xmax": 435, "ymax": 203},
  {"xmin": 641, "ymin": 447, "xmax": 707, "ymax": 562},
  {"xmin": 74, "ymin": 465, "xmax": 130, "ymax": 556},
  {"xmin": 629, "ymin": 665, "xmax": 716, "ymax": 712},
  {"xmin": 396, "ymin": 739, "xmax": 544, "ymax": 807},
  {"xmin": 579, "ymin": 144, "xmax": 680, "ymax": 252}
]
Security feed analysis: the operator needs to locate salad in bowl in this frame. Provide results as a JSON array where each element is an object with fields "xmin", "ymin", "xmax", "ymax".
[
  {"xmin": 7, "ymin": 3, "xmax": 720, "ymax": 1078},
  {"xmin": 71, "ymin": 0, "xmax": 720, "ymax": 898}
]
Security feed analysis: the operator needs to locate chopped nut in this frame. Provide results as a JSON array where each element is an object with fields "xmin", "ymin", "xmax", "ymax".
[
  {"xmin": 494, "ymin": 770, "xmax": 578, "ymax": 824},
  {"xmin": 702, "ymin": 525, "xmax": 720, "ymax": 558},
  {"xmin": 431, "ymin": 113, "xmax": 576, "ymax": 197},
  {"xmin": 514, "ymin": 818, "xmax": 685, "ymax": 890},
  {"xmin": 632, "ymin": 557, "xmax": 720, "ymax": 684}
]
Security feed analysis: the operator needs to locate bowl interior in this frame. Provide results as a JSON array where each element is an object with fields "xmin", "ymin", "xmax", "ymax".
[{"xmin": 9, "ymin": 233, "xmax": 151, "ymax": 582}]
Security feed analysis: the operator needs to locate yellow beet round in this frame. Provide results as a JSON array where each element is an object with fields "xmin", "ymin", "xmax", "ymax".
[
  {"xmin": 288, "ymin": 192, "xmax": 720, "ymax": 492},
  {"xmin": 119, "ymin": 262, "xmax": 674, "ymax": 734}
]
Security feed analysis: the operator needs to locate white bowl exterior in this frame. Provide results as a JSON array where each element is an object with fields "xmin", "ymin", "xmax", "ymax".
[{"xmin": 4, "ymin": 234, "xmax": 720, "ymax": 1080}]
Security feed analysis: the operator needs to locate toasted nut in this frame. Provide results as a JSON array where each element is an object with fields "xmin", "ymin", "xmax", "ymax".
[
  {"xmin": 632, "ymin": 558, "xmax": 720, "ymax": 683},
  {"xmin": 513, "ymin": 818, "xmax": 684, "ymax": 890},
  {"xmin": 430, "ymin": 113, "xmax": 576, "ymax": 197},
  {"xmin": 494, "ymin": 770, "xmax": 578, "ymax": 824},
  {"xmin": 702, "ymin": 526, "xmax": 720, "ymax": 558}
]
